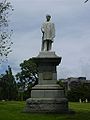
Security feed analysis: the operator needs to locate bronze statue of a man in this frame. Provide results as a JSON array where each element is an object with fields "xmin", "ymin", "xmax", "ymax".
[{"xmin": 41, "ymin": 15, "xmax": 55, "ymax": 51}]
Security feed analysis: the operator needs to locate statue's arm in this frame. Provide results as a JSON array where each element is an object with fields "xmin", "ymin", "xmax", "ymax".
[
  {"xmin": 41, "ymin": 23, "xmax": 45, "ymax": 33},
  {"xmin": 41, "ymin": 23, "xmax": 45, "ymax": 40},
  {"xmin": 52, "ymin": 23, "xmax": 55, "ymax": 39}
]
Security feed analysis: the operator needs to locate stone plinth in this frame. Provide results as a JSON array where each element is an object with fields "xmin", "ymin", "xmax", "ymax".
[
  {"xmin": 32, "ymin": 51, "xmax": 61, "ymax": 84},
  {"xmin": 25, "ymin": 84, "xmax": 68, "ymax": 113},
  {"xmin": 31, "ymin": 85, "xmax": 64, "ymax": 98},
  {"xmin": 25, "ymin": 51, "xmax": 69, "ymax": 113},
  {"xmin": 26, "ymin": 98, "xmax": 68, "ymax": 113}
]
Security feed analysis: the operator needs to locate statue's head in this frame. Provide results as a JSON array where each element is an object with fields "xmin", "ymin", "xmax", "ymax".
[{"xmin": 46, "ymin": 14, "xmax": 51, "ymax": 21}]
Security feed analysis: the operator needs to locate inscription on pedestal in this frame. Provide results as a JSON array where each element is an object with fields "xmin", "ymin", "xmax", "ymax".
[{"xmin": 43, "ymin": 72, "xmax": 52, "ymax": 80}]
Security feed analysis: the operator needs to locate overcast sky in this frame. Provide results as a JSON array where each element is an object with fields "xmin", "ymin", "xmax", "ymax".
[{"xmin": 0, "ymin": 0, "xmax": 90, "ymax": 79}]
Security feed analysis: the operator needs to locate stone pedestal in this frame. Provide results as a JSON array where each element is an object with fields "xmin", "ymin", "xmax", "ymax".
[
  {"xmin": 33, "ymin": 51, "xmax": 61, "ymax": 84},
  {"xmin": 25, "ymin": 51, "xmax": 69, "ymax": 113}
]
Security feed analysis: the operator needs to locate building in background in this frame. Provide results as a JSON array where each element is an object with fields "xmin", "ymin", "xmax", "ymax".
[{"xmin": 59, "ymin": 77, "xmax": 90, "ymax": 91}]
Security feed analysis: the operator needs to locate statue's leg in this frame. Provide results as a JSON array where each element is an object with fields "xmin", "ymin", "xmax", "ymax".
[
  {"xmin": 41, "ymin": 41, "xmax": 44, "ymax": 51},
  {"xmin": 48, "ymin": 41, "xmax": 52, "ymax": 51},
  {"xmin": 47, "ymin": 40, "xmax": 49, "ymax": 51},
  {"xmin": 43, "ymin": 40, "xmax": 47, "ymax": 51}
]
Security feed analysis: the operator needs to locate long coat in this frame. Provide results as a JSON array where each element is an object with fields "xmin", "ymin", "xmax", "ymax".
[{"xmin": 41, "ymin": 21, "xmax": 55, "ymax": 42}]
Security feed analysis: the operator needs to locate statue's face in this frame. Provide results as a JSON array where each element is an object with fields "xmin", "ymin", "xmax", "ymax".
[{"xmin": 46, "ymin": 16, "xmax": 51, "ymax": 21}]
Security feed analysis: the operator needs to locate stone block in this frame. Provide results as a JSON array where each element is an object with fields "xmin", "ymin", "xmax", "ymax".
[
  {"xmin": 25, "ymin": 98, "xmax": 68, "ymax": 113},
  {"xmin": 31, "ymin": 84, "xmax": 65, "ymax": 98}
]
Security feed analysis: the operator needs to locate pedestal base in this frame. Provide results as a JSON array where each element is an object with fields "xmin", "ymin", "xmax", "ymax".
[
  {"xmin": 25, "ymin": 84, "xmax": 69, "ymax": 113},
  {"xmin": 25, "ymin": 98, "xmax": 68, "ymax": 113},
  {"xmin": 24, "ymin": 51, "xmax": 69, "ymax": 113}
]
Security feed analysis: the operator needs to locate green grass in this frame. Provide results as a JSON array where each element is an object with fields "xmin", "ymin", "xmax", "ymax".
[{"xmin": 0, "ymin": 101, "xmax": 90, "ymax": 120}]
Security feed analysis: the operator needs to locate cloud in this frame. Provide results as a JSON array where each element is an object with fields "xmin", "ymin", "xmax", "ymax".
[{"xmin": 0, "ymin": 0, "xmax": 90, "ymax": 80}]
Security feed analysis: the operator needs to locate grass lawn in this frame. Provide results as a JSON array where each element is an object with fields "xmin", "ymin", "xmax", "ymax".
[{"xmin": 0, "ymin": 101, "xmax": 90, "ymax": 120}]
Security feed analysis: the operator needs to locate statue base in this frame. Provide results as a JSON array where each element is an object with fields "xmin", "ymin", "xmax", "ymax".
[
  {"xmin": 32, "ymin": 51, "xmax": 62, "ymax": 84},
  {"xmin": 25, "ymin": 84, "xmax": 68, "ymax": 113},
  {"xmin": 24, "ymin": 51, "xmax": 69, "ymax": 113}
]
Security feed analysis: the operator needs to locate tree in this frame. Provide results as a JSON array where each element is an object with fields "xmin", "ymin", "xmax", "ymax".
[
  {"xmin": 67, "ymin": 82, "xmax": 90, "ymax": 102},
  {"xmin": 0, "ymin": 66, "xmax": 18, "ymax": 100},
  {"xmin": 16, "ymin": 58, "xmax": 38, "ymax": 100},
  {"xmin": 0, "ymin": 0, "xmax": 13, "ymax": 62},
  {"xmin": 84, "ymin": 0, "xmax": 89, "ymax": 3}
]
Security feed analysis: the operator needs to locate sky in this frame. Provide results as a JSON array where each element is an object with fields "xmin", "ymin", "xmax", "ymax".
[{"xmin": 0, "ymin": 0, "xmax": 90, "ymax": 80}]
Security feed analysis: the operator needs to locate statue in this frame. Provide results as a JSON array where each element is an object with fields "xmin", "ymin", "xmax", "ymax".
[{"xmin": 41, "ymin": 14, "xmax": 55, "ymax": 51}]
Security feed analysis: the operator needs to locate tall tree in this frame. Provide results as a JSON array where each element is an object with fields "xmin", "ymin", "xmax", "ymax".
[
  {"xmin": 0, "ymin": 0, "xmax": 13, "ymax": 62},
  {"xmin": 16, "ymin": 58, "xmax": 38, "ymax": 100},
  {"xmin": 16, "ymin": 58, "xmax": 38, "ymax": 89},
  {"xmin": 0, "ymin": 66, "xmax": 18, "ymax": 100}
]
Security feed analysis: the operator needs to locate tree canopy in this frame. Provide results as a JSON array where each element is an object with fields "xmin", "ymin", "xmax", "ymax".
[
  {"xmin": 0, "ymin": 0, "xmax": 13, "ymax": 62},
  {"xmin": 0, "ymin": 66, "xmax": 18, "ymax": 100},
  {"xmin": 16, "ymin": 58, "xmax": 38, "ymax": 91},
  {"xmin": 16, "ymin": 58, "xmax": 38, "ymax": 100},
  {"xmin": 84, "ymin": 0, "xmax": 89, "ymax": 3}
]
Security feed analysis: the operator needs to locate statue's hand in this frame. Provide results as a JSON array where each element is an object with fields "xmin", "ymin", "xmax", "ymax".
[{"xmin": 42, "ymin": 31, "xmax": 44, "ymax": 34}]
